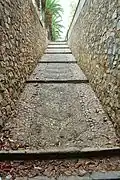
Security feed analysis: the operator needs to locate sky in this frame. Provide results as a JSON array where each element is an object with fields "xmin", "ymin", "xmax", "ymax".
[{"xmin": 59, "ymin": 0, "xmax": 78, "ymax": 39}]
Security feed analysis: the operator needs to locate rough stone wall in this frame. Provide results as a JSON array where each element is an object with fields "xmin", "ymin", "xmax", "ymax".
[
  {"xmin": 0, "ymin": 0, "xmax": 47, "ymax": 126},
  {"xmin": 68, "ymin": 0, "xmax": 120, "ymax": 135}
]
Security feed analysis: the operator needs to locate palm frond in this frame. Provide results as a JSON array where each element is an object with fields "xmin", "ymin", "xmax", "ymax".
[{"xmin": 45, "ymin": 0, "xmax": 64, "ymax": 41}]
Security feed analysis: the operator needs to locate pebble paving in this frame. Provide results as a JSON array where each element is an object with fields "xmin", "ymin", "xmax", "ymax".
[{"xmin": 8, "ymin": 42, "xmax": 118, "ymax": 150}]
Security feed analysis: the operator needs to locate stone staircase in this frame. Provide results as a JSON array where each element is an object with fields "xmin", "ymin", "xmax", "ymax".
[
  {"xmin": 8, "ymin": 41, "xmax": 117, "ymax": 151},
  {"xmin": 5, "ymin": 41, "xmax": 120, "ymax": 180}
]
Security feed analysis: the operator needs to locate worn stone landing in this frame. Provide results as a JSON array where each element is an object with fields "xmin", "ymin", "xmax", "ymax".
[
  {"xmin": 45, "ymin": 49, "xmax": 72, "ymax": 53},
  {"xmin": 8, "ymin": 42, "xmax": 117, "ymax": 150},
  {"xmin": 48, "ymin": 45, "xmax": 69, "ymax": 48},
  {"xmin": 29, "ymin": 63, "xmax": 87, "ymax": 80},
  {"xmin": 40, "ymin": 54, "xmax": 75, "ymax": 62},
  {"xmin": 49, "ymin": 42, "xmax": 67, "ymax": 45}
]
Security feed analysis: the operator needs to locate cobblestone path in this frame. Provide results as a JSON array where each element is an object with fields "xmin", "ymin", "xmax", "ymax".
[{"xmin": 8, "ymin": 42, "xmax": 118, "ymax": 150}]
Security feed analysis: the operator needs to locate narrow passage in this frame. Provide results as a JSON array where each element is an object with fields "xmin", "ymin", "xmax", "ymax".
[{"xmin": 7, "ymin": 42, "xmax": 118, "ymax": 150}]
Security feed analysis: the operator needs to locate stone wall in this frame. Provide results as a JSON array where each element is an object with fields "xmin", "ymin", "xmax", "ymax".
[
  {"xmin": 68, "ymin": 0, "xmax": 120, "ymax": 135},
  {"xmin": 0, "ymin": 0, "xmax": 47, "ymax": 127}
]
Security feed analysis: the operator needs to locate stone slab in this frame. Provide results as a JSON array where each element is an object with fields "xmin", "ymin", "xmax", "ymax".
[
  {"xmin": 29, "ymin": 63, "xmax": 87, "ymax": 80},
  {"xmin": 9, "ymin": 83, "xmax": 117, "ymax": 150},
  {"xmin": 15, "ymin": 178, "xmax": 28, "ymax": 180},
  {"xmin": 49, "ymin": 42, "xmax": 67, "ymax": 45},
  {"xmin": 1, "ymin": 147, "xmax": 120, "ymax": 161},
  {"xmin": 40, "ymin": 54, "xmax": 76, "ymax": 62},
  {"xmin": 45, "ymin": 49, "xmax": 71, "ymax": 53},
  {"xmin": 58, "ymin": 177, "xmax": 90, "ymax": 180},
  {"xmin": 28, "ymin": 177, "xmax": 55, "ymax": 180},
  {"xmin": 47, "ymin": 45, "xmax": 69, "ymax": 48},
  {"xmin": 90, "ymin": 171, "xmax": 120, "ymax": 180},
  {"xmin": 15, "ymin": 171, "xmax": 120, "ymax": 179}
]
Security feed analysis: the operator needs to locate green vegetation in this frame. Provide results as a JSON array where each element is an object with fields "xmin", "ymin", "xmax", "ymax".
[{"xmin": 45, "ymin": 0, "xmax": 64, "ymax": 41}]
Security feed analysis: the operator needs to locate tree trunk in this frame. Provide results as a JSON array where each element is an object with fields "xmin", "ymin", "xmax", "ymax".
[
  {"xmin": 35, "ymin": 0, "xmax": 40, "ymax": 8},
  {"xmin": 45, "ymin": 9, "xmax": 52, "ymax": 40}
]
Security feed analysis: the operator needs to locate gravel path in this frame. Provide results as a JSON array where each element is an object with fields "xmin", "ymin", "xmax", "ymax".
[{"xmin": 5, "ymin": 43, "xmax": 118, "ymax": 151}]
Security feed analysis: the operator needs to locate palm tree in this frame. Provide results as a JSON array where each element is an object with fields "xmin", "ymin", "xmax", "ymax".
[
  {"xmin": 41, "ymin": 0, "xmax": 46, "ymax": 10},
  {"xmin": 45, "ymin": 0, "xmax": 64, "ymax": 41},
  {"xmin": 35, "ymin": 0, "xmax": 40, "ymax": 9},
  {"xmin": 41, "ymin": 0, "xmax": 46, "ymax": 21},
  {"xmin": 52, "ymin": 15, "xmax": 64, "ymax": 41}
]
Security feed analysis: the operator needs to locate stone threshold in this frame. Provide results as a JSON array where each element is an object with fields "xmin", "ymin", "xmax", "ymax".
[
  {"xmin": 16, "ymin": 172, "xmax": 120, "ymax": 180},
  {"xmin": 47, "ymin": 47, "xmax": 69, "ymax": 49},
  {"xmin": 0, "ymin": 147, "xmax": 120, "ymax": 161},
  {"xmin": 48, "ymin": 42, "xmax": 67, "ymax": 45},
  {"xmin": 48, "ymin": 44, "xmax": 68, "ymax": 45},
  {"xmin": 26, "ymin": 79, "xmax": 89, "ymax": 84}
]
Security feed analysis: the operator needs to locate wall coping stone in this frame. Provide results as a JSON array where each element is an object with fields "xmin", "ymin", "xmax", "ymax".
[{"xmin": 66, "ymin": 0, "xmax": 87, "ymax": 40}]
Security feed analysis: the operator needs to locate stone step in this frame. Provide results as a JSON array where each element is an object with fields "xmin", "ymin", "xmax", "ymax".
[
  {"xmin": 49, "ymin": 41, "xmax": 67, "ymax": 45},
  {"xmin": 40, "ymin": 54, "xmax": 76, "ymax": 62},
  {"xmin": 28, "ymin": 63, "xmax": 87, "ymax": 81},
  {"xmin": 9, "ymin": 83, "xmax": 116, "ymax": 150},
  {"xmin": 47, "ymin": 47, "xmax": 69, "ymax": 49},
  {"xmin": 26, "ymin": 80, "xmax": 89, "ymax": 84},
  {"xmin": 47, "ymin": 45, "xmax": 69, "ymax": 49},
  {"xmin": 15, "ymin": 171, "xmax": 120, "ymax": 180},
  {"xmin": 45, "ymin": 52, "xmax": 72, "ymax": 54},
  {"xmin": 38, "ymin": 61, "xmax": 77, "ymax": 63},
  {"xmin": 1, "ymin": 147, "xmax": 120, "ymax": 160},
  {"xmin": 45, "ymin": 49, "xmax": 72, "ymax": 54}
]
